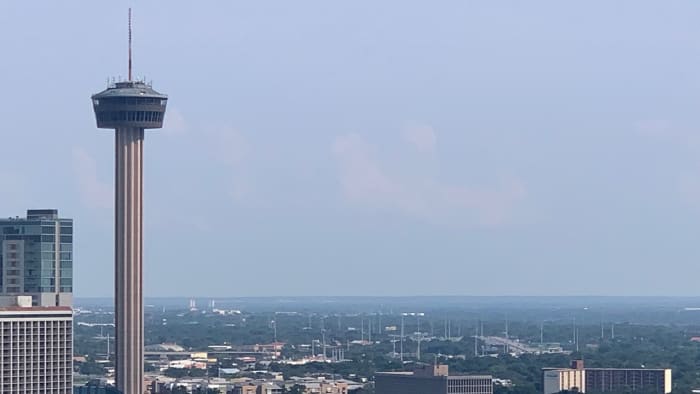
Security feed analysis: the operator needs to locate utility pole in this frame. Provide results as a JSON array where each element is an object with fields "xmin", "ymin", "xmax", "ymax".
[
  {"xmin": 540, "ymin": 321, "xmax": 544, "ymax": 345},
  {"xmin": 481, "ymin": 321, "xmax": 485, "ymax": 356},
  {"xmin": 416, "ymin": 335, "xmax": 422, "ymax": 361},
  {"xmin": 505, "ymin": 316, "xmax": 509, "ymax": 354},
  {"xmin": 400, "ymin": 314, "xmax": 405, "ymax": 361},
  {"xmin": 361, "ymin": 318, "xmax": 364, "ymax": 342},
  {"xmin": 368, "ymin": 319, "xmax": 372, "ymax": 343}
]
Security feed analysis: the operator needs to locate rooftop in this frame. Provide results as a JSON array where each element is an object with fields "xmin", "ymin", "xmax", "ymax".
[{"xmin": 92, "ymin": 80, "xmax": 167, "ymax": 100}]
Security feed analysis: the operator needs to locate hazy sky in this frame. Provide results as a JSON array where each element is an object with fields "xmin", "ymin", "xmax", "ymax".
[{"xmin": 2, "ymin": 2, "xmax": 700, "ymax": 297}]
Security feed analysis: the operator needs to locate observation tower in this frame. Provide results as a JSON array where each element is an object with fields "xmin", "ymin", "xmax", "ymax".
[{"xmin": 91, "ymin": 9, "xmax": 167, "ymax": 394}]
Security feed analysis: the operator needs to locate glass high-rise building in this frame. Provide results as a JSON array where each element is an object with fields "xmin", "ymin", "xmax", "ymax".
[{"xmin": 0, "ymin": 209, "xmax": 72, "ymax": 307}]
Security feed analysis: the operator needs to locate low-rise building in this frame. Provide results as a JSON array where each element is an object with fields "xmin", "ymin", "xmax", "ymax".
[
  {"xmin": 543, "ymin": 364, "xmax": 585, "ymax": 394},
  {"xmin": 229, "ymin": 381, "xmax": 283, "ymax": 394},
  {"xmin": 585, "ymin": 368, "xmax": 671, "ymax": 394},
  {"xmin": 542, "ymin": 360, "xmax": 672, "ymax": 394},
  {"xmin": 375, "ymin": 364, "xmax": 492, "ymax": 394}
]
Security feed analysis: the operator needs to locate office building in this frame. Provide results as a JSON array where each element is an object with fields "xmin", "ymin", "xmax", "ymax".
[
  {"xmin": 0, "ymin": 209, "xmax": 72, "ymax": 307},
  {"xmin": 91, "ymin": 9, "xmax": 168, "ymax": 394},
  {"xmin": 543, "ymin": 361, "xmax": 672, "ymax": 394},
  {"xmin": 375, "ymin": 364, "xmax": 493, "ymax": 394},
  {"xmin": 0, "ymin": 296, "xmax": 72, "ymax": 393},
  {"xmin": 543, "ymin": 360, "xmax": 586, "ymax": 394},
  {"xmin": 585, "ymin": 368, "xmax": 671, "ymax": 394}
]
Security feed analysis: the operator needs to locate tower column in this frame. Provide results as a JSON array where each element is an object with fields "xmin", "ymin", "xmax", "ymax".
[{"xmin": 114, "ymin": 127, "xmax": 144, "ymax": 394}]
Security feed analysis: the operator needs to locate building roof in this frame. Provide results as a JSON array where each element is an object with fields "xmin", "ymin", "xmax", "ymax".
[
  {"xmin": 0, "ymin": 306, "xmax": 71, "ymax": 311},
  {"xmin": 375, "ymin": 372, "xmax": 492, "ymax": 379},
  {"xmin": 92, "ymin": 81, "xmax": 167, "ymax": 100}
]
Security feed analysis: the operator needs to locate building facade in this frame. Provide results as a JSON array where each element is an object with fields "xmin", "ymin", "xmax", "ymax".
[
  {"xmin": 0, "ymin": 302, "xmax": 73, "ymax": 393},
  {"xmin": 229, "ymin": 382, "xmax": 283, "ymax": 394},
  {"xmin": 0, "ymin": 209, "xmax": 72, "ymax": 307},
  {"xmin": 375, "ymin": 365, "xmax": 492, "ymax": 394},
  {"xmin": 543, "ymin": 368, "xmax": 585, "ymax": 394},
  {"xmin": 542, "ymin": 361, "xmax": 672, "ymax": 394},
  {"xmin": 585, "ymin": 368, "xmax": 671, "ymax": 394}
]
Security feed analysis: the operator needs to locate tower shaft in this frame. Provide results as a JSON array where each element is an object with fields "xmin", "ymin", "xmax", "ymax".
[{"xmin": 114, "ymin": 127, "xmax": 144, "ymax": 394}]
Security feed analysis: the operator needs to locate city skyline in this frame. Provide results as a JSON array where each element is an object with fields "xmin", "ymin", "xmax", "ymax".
[{"xmin": 3, "ymin": 2, "xmax": 700, "ymax": 297}]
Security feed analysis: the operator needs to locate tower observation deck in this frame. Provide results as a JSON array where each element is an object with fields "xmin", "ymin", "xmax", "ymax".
[
  {"xmin": 90, "ymin": 9, "xmax": 167, "ymax": 394},
  {"xmin": 92, "ymin": 81, "xmax": 167, "ymax": 129}
]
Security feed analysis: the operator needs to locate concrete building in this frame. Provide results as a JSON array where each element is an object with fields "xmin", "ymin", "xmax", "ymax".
[
  {"xmin": 0, "ymin": 297, "xmax": 73, "ymax": 393},
  {"xmin": 585, "ymin": 368, "xmax": 671, "ymax": 394},
  {"xmin": 91, "ymin": 9, "xmax": 168, "ymax": 394},
  {"xmin": 375, "ymin": 364, "xmax": 493, "ymax": 394},
  {"xmin": 229, "ymin": 382, "xmax": 283, "ymax": 394},
  {"xmin": 283, "ymin": 379, "xmax": 349, "ymax": 394},
  {"xmin": 0, "ymin": 209, "xmax": 72, "ymax": 307},
  {"xmin": 543, "ymin": 361, "xmax": 586, "ymax": 394},
  {"xmin": 542, "ymin": 361, "xmax": 672, "ymax": 394}
]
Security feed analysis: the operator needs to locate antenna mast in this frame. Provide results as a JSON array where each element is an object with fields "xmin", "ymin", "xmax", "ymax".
[{"xmin": 128, "ymin": 8, "xmax": 132, "ymax": 81}]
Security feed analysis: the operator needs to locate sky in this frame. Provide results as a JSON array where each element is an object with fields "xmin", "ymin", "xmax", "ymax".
[{"xmin": 2, "ymin": 2, "xmax": 700, "ymax": 297}]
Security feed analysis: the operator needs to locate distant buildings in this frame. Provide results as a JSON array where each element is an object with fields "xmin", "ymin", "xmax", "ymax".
[
  {"xmin": 542, "ymin": 360, "xmax": 672, "ymax": 394},
  {"xmin": 73, "ymin": 379, "xmax": 120, "ymax": 394},
  {"xmin": 0, "ymin": 209, "xmax": 72, "ymax": 307},
  {"xmin": 0, "ymin": 297, "xmax": 73, "ymax": 393},
  {"xmin": 284, "ymin": 377, "xmax": 352, "ymax": 394},
  {"xmin": 375, "ymin": 364, "xmax": 493, "ymax": 394},
  {"xmin": 229, "ymin": 382, "xmax": 284, "ymax": 394}
]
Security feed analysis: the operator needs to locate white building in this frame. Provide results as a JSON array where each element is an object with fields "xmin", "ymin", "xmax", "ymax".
[
  {"xmin": 543, "ymin": 368, "xmax": 585, "ymax": 394},
  {"xmin": 0, "ymin": 299, "xmax": 73, "ymax": 393}
]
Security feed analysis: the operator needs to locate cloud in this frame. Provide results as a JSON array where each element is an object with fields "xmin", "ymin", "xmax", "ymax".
[
  {"xmin": 72, "ymin": 147, "xmax": 111, "ymax": 210},
  {"xmin": 212, "ymin": 127, "xmax": 251, "ymax": 199},
  {"xmin": 332, "ymin": 132, "xmax": 525, "ymax": 226},
  {"xmin": 332, "ymin": 134, "xmax": 398, "ymax": 202},
  {"xmin": 164, "ymin": 107, "xmax": 187, "ymax": 135},
  {"xmin": 402, "ymin": 124, "xmax": 437, "ymax": 153}
]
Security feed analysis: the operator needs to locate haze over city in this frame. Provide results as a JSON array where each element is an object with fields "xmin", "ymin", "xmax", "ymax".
[{"xmin": 3, "ymin": 1, "xmax": 700, "ymax": 297}]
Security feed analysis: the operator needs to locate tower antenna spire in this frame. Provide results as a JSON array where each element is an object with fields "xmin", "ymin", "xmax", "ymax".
[{"xmin": 128, "ymin": 8, "xmax": 132, "ymax": 81}]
